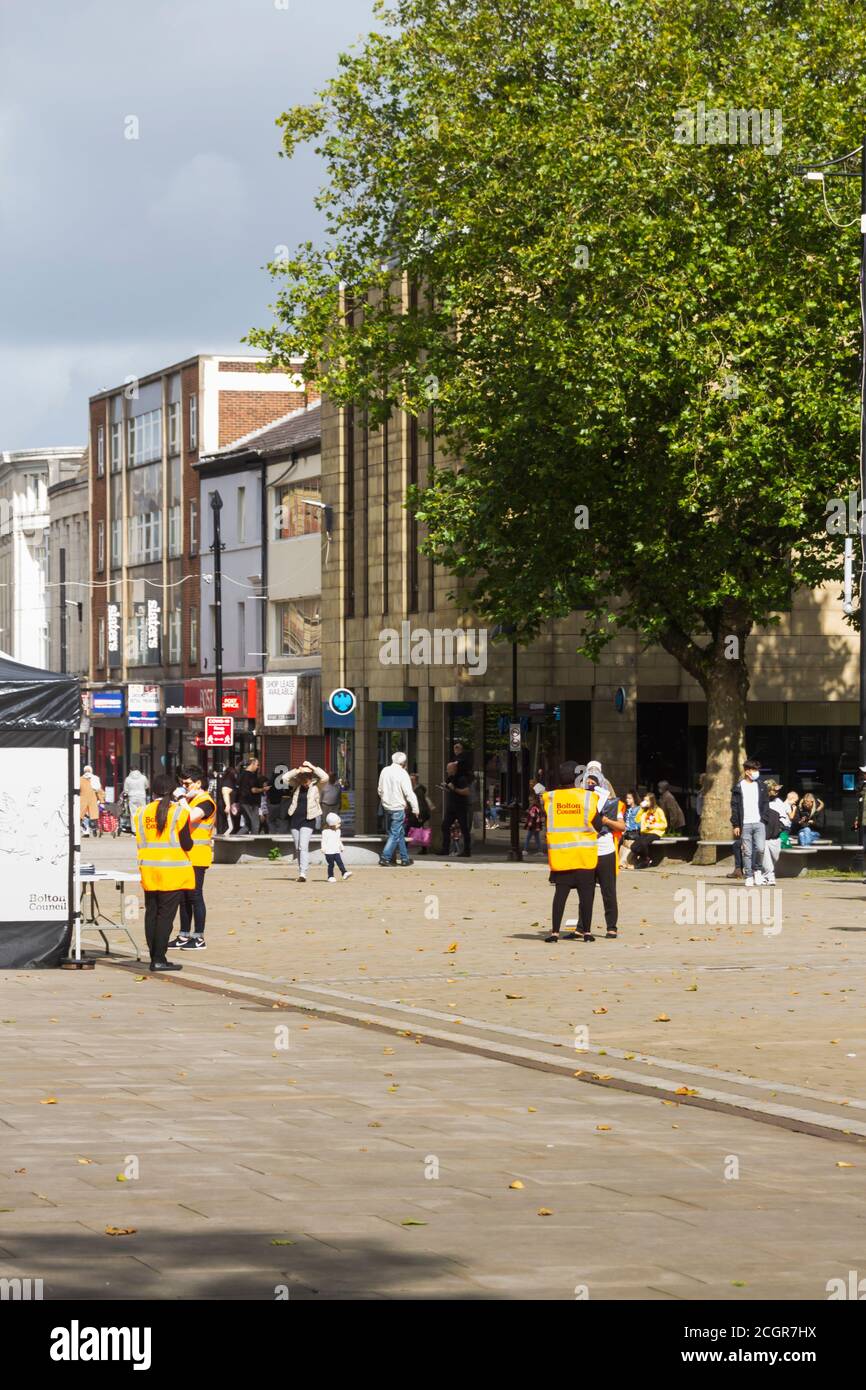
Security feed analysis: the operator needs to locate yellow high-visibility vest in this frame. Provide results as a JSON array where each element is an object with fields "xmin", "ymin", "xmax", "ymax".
[
  {"xmin": 133, "ymin": 800, "xmax": 195, "ymax": 892},
  {"xmin": 187, "ymin": 791, "xmax": 216, "ymax": 868},
  {"xmin": 542, "ymin": 788, "xmax": 601, "ymax": 871}
]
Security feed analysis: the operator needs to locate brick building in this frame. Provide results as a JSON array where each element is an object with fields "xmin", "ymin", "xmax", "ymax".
[{"xmin": 87, "ymin": 352, "xmax": 316, "ymax": 794}]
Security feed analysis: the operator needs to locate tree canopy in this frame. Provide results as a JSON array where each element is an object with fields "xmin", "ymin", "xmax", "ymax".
[{"xmin": 250, "ymin": 0, "xmax": 866, "ymax": 834}]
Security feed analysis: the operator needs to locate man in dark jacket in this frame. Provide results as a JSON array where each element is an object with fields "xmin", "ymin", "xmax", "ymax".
[
  {"xmin": 657, "ymin": 780, "xmax": 685, "ymax": 832},
  {"xmin": 730, "ymin": 758, "xmax": 770, "ymax": 886}
]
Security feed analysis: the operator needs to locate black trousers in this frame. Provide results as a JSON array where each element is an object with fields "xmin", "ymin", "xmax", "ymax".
[
  {"xmin": 551, "ymin": 870, "xmax": 597, "ymax": 934},
  {"xmin": 631, "ymin": 831, "xmax": 660, "ymax": 862},
  {"xmin": 440, "ymin": 798, "xmax": 471, "ymax": 855},
  {"xmin": 579, "ymin": 853, "xmax": 618, "ymax": 932},
  {"xmin": 144, "ymin": 889, "xmax": 184, "ymax": 965},
  {"xmin": 325, "ymin": 853, "xmax": 347, "ymax": 879},
  {"xmin": 179, "ymin": 865, "xmax": 208, "ymax": 936}
]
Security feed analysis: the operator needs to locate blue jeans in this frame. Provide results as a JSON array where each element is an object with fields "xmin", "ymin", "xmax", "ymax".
[
  {"xmin": 524, "ymin": 829, "xmax": 541, "ymax": 852},
  {"xmin": 740, "ymin": 822, "xmax": 766, "ymax": 876},
  {"xmin": 798, "ymin": 826, "xmax": 820, "ymax": 846},
  {"xmin": 382, "ymin": 809, "xmax": 410, "ymax": 864}
]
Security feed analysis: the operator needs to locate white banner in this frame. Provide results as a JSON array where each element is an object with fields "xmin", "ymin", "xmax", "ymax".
[
  {"xmin": 0, "ymin": 746, "xmax": 69, "ymax": 920},
  {"xmin": 263, "ymin": 675, "xmax": 298, "ymax": 727}
]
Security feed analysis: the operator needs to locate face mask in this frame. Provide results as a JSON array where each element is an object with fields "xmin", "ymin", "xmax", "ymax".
[{"xmin": 640, "ymin": 799, "xmax": 650, "ymax": 809}]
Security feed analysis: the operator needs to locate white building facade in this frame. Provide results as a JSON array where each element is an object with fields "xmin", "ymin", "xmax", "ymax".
[{"xmin": 0, "ymin": 448, "xmax": 84, "ymax": 668}]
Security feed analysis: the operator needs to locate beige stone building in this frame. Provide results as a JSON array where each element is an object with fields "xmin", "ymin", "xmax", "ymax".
[{"xmin": 321, "ymin": 395, "xmax": 859, "ymax": 841}]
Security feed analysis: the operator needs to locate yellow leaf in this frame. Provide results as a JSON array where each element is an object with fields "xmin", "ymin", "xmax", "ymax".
[
  {"xmin": 40, "ymin": 1097, "xmax": 58, "ymax": 1105},
  {"xmin": 836, "ymin": 1161, "xmax": 854, "ymax": 1168},
  {"xmin": 537, "ymin": 1208, "xmax": 553, "ymax": 1217},
  {"xmin": 100, "ymin": 993, "xmax": 112, "ymax": 999},
  {"xmin": 624, "ymin": 1052, "xmax": 636, "ymax": 1060},
  {"xmin": 674, "ymin": 1086, "xmax": 700, "ymax": 1097},
  {"xmin": 104, "ymin": 1226, "xmax": 136, "ymax": 1237},
  {"xmin": 686, "ymin": 985, "xmax": 698, "ymax": 992},
  {"xmin": 383, "ymin": 1047, "xmax": 395, "ymax": 1055},
  {"xmin": 134, "ymin": 975, "xmax": 147, "ymax": 982},
  {"xmin": 505, "ymin": 993, "xmax": 525, "ymax": 1000},
  {"xmin": 445, "ymin": 942, "xmax": 458, "ymax": 953},
  {"xmin": 509, "ymin": 1180, "xmax": 525, "ymax": 1190},
  {"xmin": 76, "ymin": 1158, "xmax": 92, "ymax": 1165},
  {"xmin": 270, "ymin": 1239, "xmax": 294, "ymax": 1245},
  {"xmin": 654, "ymin": 1013, "xmax": 671, "ymax": 1022},
  {"xmin": 527, "ymin": 1107, "xmax": 537, "ymax": 1113},
  {"xmin": 596, "ymin": 1124, "xmax": 612, "ymax": 1132}
]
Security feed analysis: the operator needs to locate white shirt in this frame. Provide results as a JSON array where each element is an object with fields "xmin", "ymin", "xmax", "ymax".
[
  {"xmin": 377, "ymin": 763, "xmax": 419, "ymax": 815},
  {"xmin": 321, "ymin": 827, "xmax": 343, "ymax": 854},
  {"xmin": 739, "ymin": 778, "xmax": 760, "ymax": 825},
  {"xmin": 596, "ymin": 794, "xmax": 619, "ymax": 857}
]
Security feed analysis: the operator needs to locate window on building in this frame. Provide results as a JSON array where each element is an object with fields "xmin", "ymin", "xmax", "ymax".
[
  {"xmin": 168, "ymin": 607, "xmax": 182, "ymax": 664},
  {"xmin": 110, "ymin": 518, "xmax": 122, "ymax": 569},
  {"xmin": 97, "ymin": 520, "xmax": 105, "ymax": 572},
  {"xmin": 110, "ymin": 421, "xmax": 122, "ymax": 471},
  {"xmin": 97, "ymin": 617, "xmax": 105, "ymax": 668},
  {"xmin": 127, "ymin": 408, "xmax": 162, "ymax": 467},
  {"xmin": 237, "ymin": 486, "xmax": 246, "ymax": 544},
  {"xmin": 168, "ymin": 401, "xmax": 180, "ymax": 455},
  {"xmin": 273, "ymin": 477, "xmax": 322, "ymax": 540},
  {"xmin": 276, "ymin": 598, "xmax": 321, "ymax": 657},
  {"xmin": 189, "ymin": 500, "xmax": 198, "ymax": 556},
  {"xmin": 127, "ymin": 462, "xmax": 162, "ymax": 564},
  {"xmin": 238, "ymin": 602, "xmax": 246, "ymax": 666},
  {"xmin": 96, "ymin": 426, "xmax": 105, "ymax": 476},
  {"xmin": 189, "ymin": 394, "xmax": 198, "ymax": 450},
  {"xmin": 190, "ymin": 608, "xmax": 198, "ymax": 664},
  {"xmin": 168, "ymin": 506, "xmax": 181, "ymax": 557}
]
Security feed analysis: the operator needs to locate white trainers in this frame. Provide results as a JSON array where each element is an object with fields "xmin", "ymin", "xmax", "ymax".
[
  {"xmin": 297, "ymin": 873, "xmax": 306, "ymax": 883},
  {"xmin": 326, "ymin": 877, "xmax": 336, "ymax": 885},
  {"xmin": 744, "ymin": 875, "xmax": 754, "ymax": 888},
  {"xmin": 343, "ymin": 871, "xmax": 353, "ymax": 880},
  {"xmin": 754, "ymin": 871, "xmax": 765, "ymax": 885},
  {"xmin": 764, "ymin": 874, "xmax": 776, "ymax": 885}
]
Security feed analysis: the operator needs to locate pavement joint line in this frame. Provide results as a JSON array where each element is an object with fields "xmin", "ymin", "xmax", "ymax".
[
  {"xmin": 123, "ymin": 952, "xmax": 866, "ymax": 1114},
  {"xmin": 100, "ymin": 958, "xmax": 866, "ymax": 1145}
]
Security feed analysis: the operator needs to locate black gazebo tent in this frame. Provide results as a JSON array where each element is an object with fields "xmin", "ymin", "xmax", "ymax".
[{"xmin": 0, "ymin": 653, "xmax": 80, "ymax": 967}]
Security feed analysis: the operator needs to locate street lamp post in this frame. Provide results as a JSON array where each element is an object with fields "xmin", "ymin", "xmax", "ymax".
[
  {"xmin": 509, "ymin": 639, "xmax": 522, "ymax": 862},
  {"xmin": 210, "ymin": 492, "xmax": 224, "ymax": 724}
]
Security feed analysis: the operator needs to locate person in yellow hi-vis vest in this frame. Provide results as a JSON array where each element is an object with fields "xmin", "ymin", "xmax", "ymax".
[
  {"xmin": 541, "ymin": 760, "xmax": 611, "ymax": 943},
  {"xmin": 581, "ymin": 771, "xmax": 627, "ymax": 939},
  {"xmin": 133, "ymin": 774, "xmax": 195, "ymax": 973},
  {"xmin": 167, "ymin": 766, "xmax": 217, "ymax": 953}
]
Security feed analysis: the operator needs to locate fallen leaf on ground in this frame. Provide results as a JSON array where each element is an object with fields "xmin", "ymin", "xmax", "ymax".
[
  {"xmin": 674, "ymin": 1087, "xmax": 700, "ymax": 1097},
  {"xmin": 104, "ymin": 1226, "xmax": 136, "ymax": 1237},
  {"xmin": 836, "ymin": 1161, "xmax": 854, "ymax": 1168},
  {"xmin": 537, "ymin": 1208, "xmax": 553, "ymax": 1217},
  {"xmin": 445, "ymin": 943, "xmax": 458, "ymax": 953},
  {"xmin": 509, "ymin": 1180, "xmax": 525, "ymax": 1190},
  {"xmin": 40, "ymin": 1098, "xmax": 58, "ymax": 1105},
  {"xmin": 270, "ymin": 1239, "xmax": 294, "ymax": 1245},
  {"xmin": 401, "ymin": 1219, "xmax": 427, "ymax": 1226},
  {"xmin": 592, "ymin": 1007, "xmax": 608, "ymax": 1015},
  {"xmin": 654, "ymin": 1013, "xmax": 671, "ymax": 1022},
  {"xmin": 505, "ymin": 993, "xmax": 525, "ymax": 1000},
  {"xmin": 596, "ymin": 1124, "xmax": 612, "ymax": 1132}
]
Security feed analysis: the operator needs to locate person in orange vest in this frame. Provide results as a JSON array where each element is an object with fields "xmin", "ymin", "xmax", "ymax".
[
  {"xmin": 580, "ymin": 771, "xmax": 627, "ymax": 939},
  {"xmin": 167, "ymin": 766, "xmax": 217, "ymax": 952},
  {"xmin": 541, "ymin": 760, "xmax": 607, "ymax": 943},
  {"xmin": 132, "ymin": 774, "xmax": 195, "ymax": 972}
]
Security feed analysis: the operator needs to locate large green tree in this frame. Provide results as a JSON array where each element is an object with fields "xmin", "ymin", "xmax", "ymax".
[{"xmin": 250, "ymin": 0, "xmax": 866, "ymax": 839}]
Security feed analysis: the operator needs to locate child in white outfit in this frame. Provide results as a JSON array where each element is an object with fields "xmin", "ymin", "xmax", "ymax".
[{"xmin": 321, "ymin": 813, "xmax": 352, "ymax": 883}]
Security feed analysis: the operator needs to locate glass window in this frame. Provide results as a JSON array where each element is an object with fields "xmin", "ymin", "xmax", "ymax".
[
  {"xmin": 110, "ymin": 421, "xmax": 122, "ymax": 471},
  {"xmin": 237, "ymin": 486, "xmax": 246, "ymax": 544},
  {"xmin": 127, "ymin": 462, "xmax": 162, "ymax": 563},
  {"xmin": 110, "ymin": 518, "xmax": 122, "ymax": 569},
  {"xmin": 189, "ymin": 394, "xmax": 198, "ymax": 450},
  {"xmin": 96, "ymin": 426, "xmax": 105, "ymax": 476},
  {"xmin": 127, "ymin": 408, "xmax": 162, "ymax": 466},
  {"xmin": 168, "ymin": 608, "xmax": 182, "ymax": 664},
  {"xmin": 170, "ymin": 403, "xmax": 183, "ymax": 455},
  {"xmin": 97, "ymin": 520, "xmax": 105, "ymax": 572},
  {"xmin": 273, "ymin": 478, "xmax": 322, "ymax": 539},
  {"xmin": 97, "ymin": 617, "xmax": 105, "ymax": 667},
  {"xmin": 168, "ymin": 505, "xmax": 181, "ymax": 558},
  {"xmin": 189, "ymin": 500, "xmax": 198, "ymax": 556},
  {"xmin": 190, "ymin": 609, "xmax": 198, "ymax": 664},
  {"xmin": 276, "ymin": 598, "xmax": 321, "ymax": 657}
]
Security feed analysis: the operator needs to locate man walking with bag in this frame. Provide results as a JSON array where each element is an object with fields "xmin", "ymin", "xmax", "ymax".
[{"xmin": 377, "ymin": 751, "xmax": 418, "ymax": 867}]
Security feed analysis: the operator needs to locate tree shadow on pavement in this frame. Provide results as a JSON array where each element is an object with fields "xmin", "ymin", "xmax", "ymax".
[{"xmin": 0, "ymin": 1227, "xmax": 493, "ymax": 1300}]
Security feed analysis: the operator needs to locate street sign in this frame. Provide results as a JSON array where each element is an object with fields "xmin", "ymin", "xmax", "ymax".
[
  {"xmin": 205, "ymin": 715, "xmax": 234, "ymax": 747},
  {"xmin": 221, "ymin": 693, "xmax": 241, "ymax": 713},
  {"xmin": 509, "ymin": 722, "xmax": 522, "ymax": 752},
  {"xmin": 328, "ymin": 688, "xmax": 357, "ymax": 717}
]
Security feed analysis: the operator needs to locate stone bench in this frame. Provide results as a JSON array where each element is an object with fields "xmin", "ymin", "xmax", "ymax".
[{"xmin": 214, "ymin": 833, "xmax": 384, "ymax": 866}]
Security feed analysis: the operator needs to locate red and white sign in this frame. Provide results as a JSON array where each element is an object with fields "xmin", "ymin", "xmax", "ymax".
[
  {"xmin": 221, "ymin": 693, "xmax": 241, "ymax": 713},
  {"xmin": 204, "ymin": 716, "xmax": 234, "ymax": 747}
]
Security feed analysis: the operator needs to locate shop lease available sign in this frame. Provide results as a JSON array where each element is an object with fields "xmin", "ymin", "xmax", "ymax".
[{"xmin": 263, "ymin": 675, "xmax": 298, "ymax": 727}]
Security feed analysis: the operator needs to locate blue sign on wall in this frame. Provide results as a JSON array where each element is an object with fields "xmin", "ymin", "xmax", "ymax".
[{"xmin": 91, "ymin": 689, "xmax": 125, "ymax": 717}]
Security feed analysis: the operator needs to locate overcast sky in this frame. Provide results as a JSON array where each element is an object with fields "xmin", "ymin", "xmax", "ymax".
[{"xmin": 0, "ymin": 0, "xmax": 378, "ymax": 449}]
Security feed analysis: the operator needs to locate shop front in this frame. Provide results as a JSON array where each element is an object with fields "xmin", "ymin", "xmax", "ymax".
[
  {"xmin": 261, "ymin": 672, "xmax": 324, "ymax": 778},
  {"xmin": 88, "ymin": 686, "xmax": 127, "ymax": 802},
  {"xmin": 174, "ymin": 677, "xmax": 260, "ymax": 778}
]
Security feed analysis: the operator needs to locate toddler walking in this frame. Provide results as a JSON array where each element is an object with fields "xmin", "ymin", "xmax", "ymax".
[{"xmin": 322, "ymin": 812, "xmax": 352, "ymax": 883}]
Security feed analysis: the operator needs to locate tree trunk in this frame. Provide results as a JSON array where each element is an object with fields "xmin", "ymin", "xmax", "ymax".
[{"xmin": 692, "ymin": 652, "xmax": 749, "ymax": 863}]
